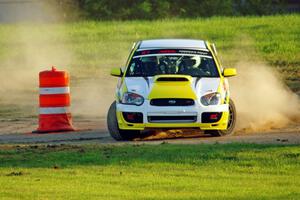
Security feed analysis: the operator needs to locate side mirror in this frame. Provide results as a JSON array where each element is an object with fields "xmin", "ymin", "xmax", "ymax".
[
  {"xmin": 223, "ymin": 68, "xmax": 237, "ymax": 77},
  {"xmin": 110, "ymin": 68, "xmax": 123, "ymax": 77}
]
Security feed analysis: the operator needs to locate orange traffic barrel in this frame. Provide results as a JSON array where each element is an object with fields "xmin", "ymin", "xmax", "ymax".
[{"xmin": 34, "ymin": 66, "xmax": 75, "ymax": 133}]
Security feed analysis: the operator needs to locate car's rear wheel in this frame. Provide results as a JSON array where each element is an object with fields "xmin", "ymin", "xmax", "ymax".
[
  {"xmin": 107, "ymin": 101, "xmax": 140, "ymax": 141},
  {"xmin": 205, "ymin": 99, "xmax": 236, "ymax": 137}
]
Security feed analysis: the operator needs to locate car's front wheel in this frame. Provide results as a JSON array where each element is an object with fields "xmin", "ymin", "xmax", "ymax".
[
  {"xmin": 107, "ymin": 101, "xmax": 140, "ymax": 141},
  {"xmin": 204, "ymin": 99, "xmax": 236, "ymax": 137}
]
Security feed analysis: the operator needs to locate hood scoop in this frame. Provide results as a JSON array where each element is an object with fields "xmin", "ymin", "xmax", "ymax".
[
  {"xmin": 148, "ymin": 75, "xmax": 196, "ymax": 99},
  {"xmin": 154, "ymin": 75, "xmax": 192, "ymax": 82}
]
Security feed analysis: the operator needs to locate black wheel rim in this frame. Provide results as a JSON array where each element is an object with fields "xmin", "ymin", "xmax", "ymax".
[{"xmin": 227, "ymin": 104, "xmax": 234, "ymax": 130}]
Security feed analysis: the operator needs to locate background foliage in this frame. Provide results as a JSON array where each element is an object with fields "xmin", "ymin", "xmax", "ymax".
[{"xmin": 64, "ymin": 0, "xmax": 298, "ymax": 20}]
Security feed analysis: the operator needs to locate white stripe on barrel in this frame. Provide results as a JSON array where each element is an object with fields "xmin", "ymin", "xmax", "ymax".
[
  {"xmin": 39, "ymin": 87, "xmax": 70, "ymax": 95},
  {"xmin": 39, "ymin": 107, "xmax": 70, "ymax": 114}
]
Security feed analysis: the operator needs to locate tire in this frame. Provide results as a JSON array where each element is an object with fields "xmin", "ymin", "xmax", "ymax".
[
  {"xmin": 205, "ymin": 99, "xmax": 236, "ymax": 137},
  {"xmin": 107, "ymin": 101, "xmax": 140, "ymax": 141}
]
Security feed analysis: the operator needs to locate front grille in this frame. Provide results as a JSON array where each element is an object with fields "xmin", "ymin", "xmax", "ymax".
[
  {"xmin": 148, "ymin": 115, "xmax": 197, "ymax": 123},
  {"xmin": 150, "ymin": 98, "xmax": 194, "ymax": 106}
]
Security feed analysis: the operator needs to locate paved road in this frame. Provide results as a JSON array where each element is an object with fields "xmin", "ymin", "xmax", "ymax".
[{"xmin": 0, "ymin": 127, "xmax": 299, "ymax": 145}]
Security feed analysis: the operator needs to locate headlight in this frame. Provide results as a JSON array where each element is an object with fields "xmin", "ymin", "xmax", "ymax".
[
  {"xmin": 200, "ymin": 92, "xmax": 221, "ymax": 106},
  {"xmin": 121, "ymin": 92, "xmax": 144, "ymax": 106}
]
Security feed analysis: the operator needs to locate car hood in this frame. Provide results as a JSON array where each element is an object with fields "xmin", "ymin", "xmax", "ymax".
[{"xmin": 124, "ymin": 76, "xmax": 221, "ymax": 100}]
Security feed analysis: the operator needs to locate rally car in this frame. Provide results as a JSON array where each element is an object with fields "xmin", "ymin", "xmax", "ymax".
[{"xmin": 107, "ymin": 39, "xmax": 237, "ymax": 140}]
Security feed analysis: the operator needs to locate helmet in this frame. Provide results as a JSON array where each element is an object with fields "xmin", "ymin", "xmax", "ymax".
[{"xmin": 191, "ymin": 56, "xmax": 201, "ymax": 68}]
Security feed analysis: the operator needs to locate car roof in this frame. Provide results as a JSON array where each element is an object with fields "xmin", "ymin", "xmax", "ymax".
[{"xmin": 138, "ymin": 39, "xmax": 207, "ymax": 49}]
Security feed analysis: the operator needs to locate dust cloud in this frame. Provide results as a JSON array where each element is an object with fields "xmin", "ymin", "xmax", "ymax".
[
  {"xmin": 0, "ymin": 1, "xmax": 72, "ymax": 110},
  {"xmin": 230, "ymin": 59, "xmax": 300, "ymax": 132},
  {"xmin": 0, "ymin": 1, "xmax": 113, "ymax": 120},
  {"xmin": 0, "ymin": 1, "xmax": 298, "ymax": 133},
  {"xmin": 0, "ymin": 28, "xmax": 73, "ymax": 124},
  {"xmin": 71, "ymin": 77, "xmax": 115, "ymax": 118}
]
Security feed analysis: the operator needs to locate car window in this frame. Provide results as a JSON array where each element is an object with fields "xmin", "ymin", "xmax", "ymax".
[{"xmin": 126, "ymin": 55, "xmax": 219, "ymax": 77}]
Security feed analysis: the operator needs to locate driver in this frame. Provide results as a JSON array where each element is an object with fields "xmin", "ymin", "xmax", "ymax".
[
  {"xmin": 157, "ymin": 56, "xmax": 177, "ymax": 74},
  {"xmin": 179, "ymin": 56, "xmax": 201, "ymax": 76},
  {"xmin": 198, "ymin": 58, "xmax": 211, "ymax": 76}
]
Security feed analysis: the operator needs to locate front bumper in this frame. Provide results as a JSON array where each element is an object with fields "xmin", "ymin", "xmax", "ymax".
[{"xmin": 116, "ymin": 100, "xmax": 229, "ymax": 130}]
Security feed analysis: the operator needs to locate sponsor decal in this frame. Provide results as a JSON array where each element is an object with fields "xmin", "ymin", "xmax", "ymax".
[{"xmin": 135, "ymin": 49, "xmax": 211, "ymax": 57}]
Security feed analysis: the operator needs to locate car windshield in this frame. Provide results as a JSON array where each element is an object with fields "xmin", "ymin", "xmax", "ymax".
[{"xmin": 126, "ymin": 54, "xmax": 219, "ymax": 77}]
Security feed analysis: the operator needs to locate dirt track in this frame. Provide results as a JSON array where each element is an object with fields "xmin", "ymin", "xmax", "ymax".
[{"xmin": 0, "ymin": 118, "xmax": 299, "ymax": 145}]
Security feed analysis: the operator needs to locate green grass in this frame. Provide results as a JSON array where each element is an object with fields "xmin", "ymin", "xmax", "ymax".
[
  {"xmin": 0, "ymin": 16, "xmax": 299, "ymax": 199},
  {"xmin": 0, "ymin": 14, "xmax": 299, "ymax": 119},
  {"xmin": 0, "ymin": 143, "xmax": 299, "ymax": 199},
  {"xmin": 0, "ymin": 15, "xmax": 299, "ymax": 82}
]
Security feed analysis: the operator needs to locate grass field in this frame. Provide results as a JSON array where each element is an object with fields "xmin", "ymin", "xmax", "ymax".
[
  {"xmin": 0, "ymin": 143, "xmax": 299, "ymax": 199},
  {"xmin": 0, "ymin": 14, "xmax": 299, "ymax": 87},
  {"xmin": 0, "ymin": 14, "xmax": 299, "ymax": 121},
  {"xmin": 0, "ymin": 15, "xmax": 299, "ymax": 200}
]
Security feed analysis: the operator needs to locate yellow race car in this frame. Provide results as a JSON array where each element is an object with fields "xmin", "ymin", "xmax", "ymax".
[{"xmin": 107, "ymin": 39, "xmax": 237, "ymax": 140}]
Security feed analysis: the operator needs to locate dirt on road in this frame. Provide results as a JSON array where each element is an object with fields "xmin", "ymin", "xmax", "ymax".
[{"xmin": 0, "ymin": 118, "xmax": 299, "ymax": 145}]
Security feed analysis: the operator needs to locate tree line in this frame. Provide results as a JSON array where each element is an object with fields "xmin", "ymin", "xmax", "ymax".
[{"xmin": 58, "ymin": 0, "xmax": 299, "ymax": 20}]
